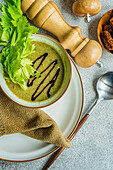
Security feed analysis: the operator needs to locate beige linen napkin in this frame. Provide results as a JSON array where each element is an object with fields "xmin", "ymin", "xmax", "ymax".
[{"xmin": 0, "ymin": 88, "xmax": 71, "ymax": 148}]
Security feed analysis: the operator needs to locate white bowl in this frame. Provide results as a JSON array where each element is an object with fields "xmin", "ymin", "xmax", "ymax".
[{"xmin": 0, "ymin": 34, "xmax": 72, "ymax": 108}]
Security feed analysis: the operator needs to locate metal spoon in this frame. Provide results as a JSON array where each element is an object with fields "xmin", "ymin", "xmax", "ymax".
[
  {"xmin": 43, "ymin": 72, "xmax": 113, "ymax": 170},
  {"xmin": 86, "ymin": 72, "xmax": 113, "ymax": 116}
]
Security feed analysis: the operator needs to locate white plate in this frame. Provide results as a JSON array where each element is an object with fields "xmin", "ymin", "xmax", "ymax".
[{"xmin": 0, "ymin": 58, "xmax": 84, "ymax": 162}]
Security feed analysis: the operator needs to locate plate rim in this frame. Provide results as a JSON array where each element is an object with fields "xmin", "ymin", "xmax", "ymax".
[{"xmin": 0, "ymin": 57, "xmax": 84, "ymax": 162}]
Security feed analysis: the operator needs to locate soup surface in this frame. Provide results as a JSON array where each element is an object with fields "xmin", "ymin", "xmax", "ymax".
[{"xmin": 6, "ymin": 41, "xmax": 64, "ymax": 102}]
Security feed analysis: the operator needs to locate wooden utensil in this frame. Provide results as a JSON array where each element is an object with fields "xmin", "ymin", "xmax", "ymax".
[
  {"xmin": 42, "ymin": 114, "xmax": 89, "ymax": 170},
  {"xmin": 21, "ymin": 0, "xmax": 102, "ymax": 68},
  {"xmin": 72, "ymin": 0, "xmax": 101, "ymax": 22}
]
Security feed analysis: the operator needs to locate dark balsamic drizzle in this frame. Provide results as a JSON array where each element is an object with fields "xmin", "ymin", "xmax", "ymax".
[
  {"xmin": 47, "ymin": 68, "xmax": 60, "ymax": 98},
  {"xmin": 27, "ymin": 53, "xmax": 48, "ymax": 87},
  {"xmin": 32, "ymin": 68, "xmax": 60, "ymax": 101},
  {"xmin": 27, "ymin": 53, "xmax": 60, "ymax": 101},
  {"xmin": 32, "ymin": 53, "xmax": 48, "ymax": 67},
  {"xmin": 34, "ymin": 53, "xmax": 48, "ymax": 70}
]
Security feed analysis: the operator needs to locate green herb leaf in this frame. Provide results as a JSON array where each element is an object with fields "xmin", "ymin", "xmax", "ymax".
[{"xmin": 0, "ymin": 0, "xmax": 40, "ymax": 90}]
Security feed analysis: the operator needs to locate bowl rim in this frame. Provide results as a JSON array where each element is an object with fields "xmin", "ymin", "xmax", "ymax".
[
  {"xmin": 97, "ymin": 9, "xmax": 113, "ymax": 54},
  {"xmin": 0, "ymin": 33, "xmax": 72, "ymax": 108}
]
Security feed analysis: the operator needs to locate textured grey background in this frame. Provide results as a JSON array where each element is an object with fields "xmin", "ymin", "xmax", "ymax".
[{"xmin": 0, "ymin": 0, "xmax": 113, "ymax": 170}]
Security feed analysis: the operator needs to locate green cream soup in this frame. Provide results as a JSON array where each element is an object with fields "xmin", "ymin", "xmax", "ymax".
[{"xmin": 6, "ymin": 41, "xmax": 64, "ymax": 102}]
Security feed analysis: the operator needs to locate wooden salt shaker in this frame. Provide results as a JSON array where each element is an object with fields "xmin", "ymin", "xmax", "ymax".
[
  {"xmin": 21, "ymin": 0, "xmax": 102, "ymax": 68},
  {"xmin": 72, "ymin": 0, "xmax": 101, "ymax": 22}
]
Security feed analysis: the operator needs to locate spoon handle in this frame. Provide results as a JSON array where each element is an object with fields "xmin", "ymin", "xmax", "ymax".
[
  {"xmin": 42, "ymin": 114, "xmax": 89, "ymax": 170},
  {"xmin": 85, "ymin": 98, "xmax": 101, "ymax": 116}
]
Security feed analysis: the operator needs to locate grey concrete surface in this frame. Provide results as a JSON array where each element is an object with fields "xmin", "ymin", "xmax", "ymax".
[{"xmin": 0, "ymin": 0, "xmax": 113, "ymax": 170}]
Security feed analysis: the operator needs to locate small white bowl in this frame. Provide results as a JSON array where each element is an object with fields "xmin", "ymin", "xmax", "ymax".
[{"xmin": 0, "ymin": 34, "xmax": 72, "ymax": 108}]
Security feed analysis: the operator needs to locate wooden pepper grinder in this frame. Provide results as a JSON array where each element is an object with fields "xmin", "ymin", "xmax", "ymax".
[
  {"xmin": 21, "ymin": 0, "xmax": 102, "ymax": 68},
  {"xmin": 72, "ymin": 0, "xmax": 101, "ymax": 22}
]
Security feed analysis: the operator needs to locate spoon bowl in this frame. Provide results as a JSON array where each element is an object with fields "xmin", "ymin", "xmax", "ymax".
[
  {"xmin": 97, "ymin": 72, "xmax": 113, "ymax": 100},
  {"xmin": 85, "ymin": 72, "xmax": 113, "ymax": 116}
]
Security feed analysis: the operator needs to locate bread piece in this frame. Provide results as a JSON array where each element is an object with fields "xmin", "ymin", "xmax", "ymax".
[
  {"xmin": 101, "ymin": 31, "xmax": 113, "ymax": 50},
  {"xmin": 103, "ymin": 24, "xmax": 112, "ymax": 32}
]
